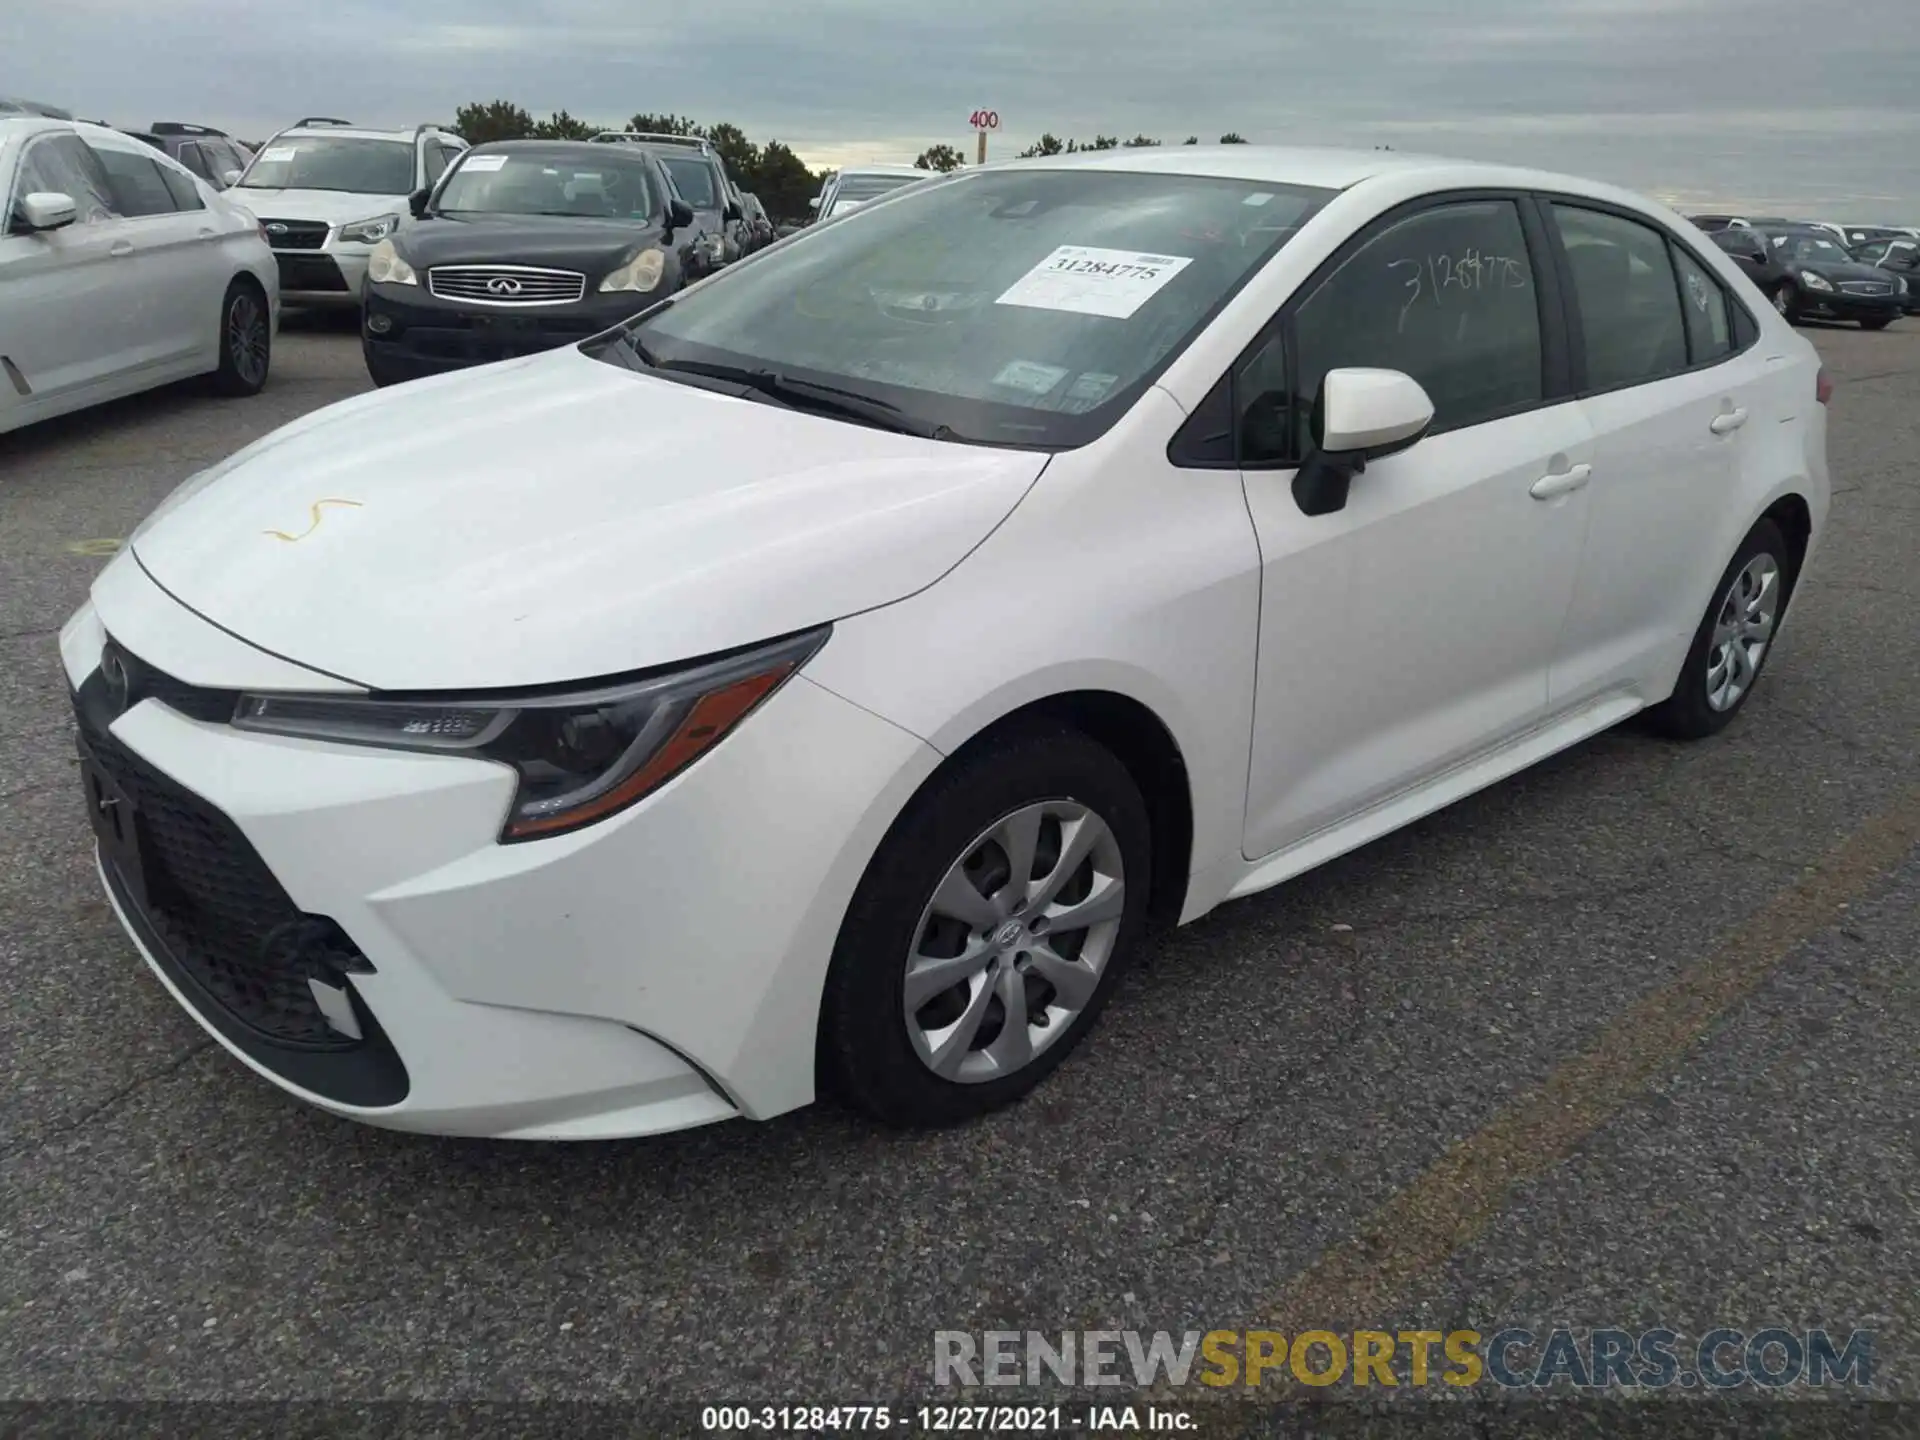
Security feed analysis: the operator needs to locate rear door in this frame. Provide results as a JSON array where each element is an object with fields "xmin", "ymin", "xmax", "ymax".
[
  {"xmin": 0, "ymin": 130, "xmax": 137, "ymax": 412},
  {"xmin": 1543, "ymin": 200, "xmax": 1774, "ymax": 709},
  {"xmin": 85, "ymin": 138, "xmax": 222, "ymax": 369}
]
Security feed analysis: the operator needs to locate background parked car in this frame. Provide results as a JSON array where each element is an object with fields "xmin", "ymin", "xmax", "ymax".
[
  {"xmin": 231, "ymin": 119, "xmax": 468, "ymax": 308},
  {"xmin": 809, "ymin": 163, "xmax": 925, "ymax": 222},
  {"xmin": 125, "ymin": 122, "xmax": 253, "ymax": 190},
  {"xmin": 1851, "ymin": 236, "xmax": 1920, "ymax": 315},
  {"xmin": 1, "ymin": 116, "xmax": 276, "ymax": 434},
  {"xmin": 360, "ymin": 139, "xmax": 703, "ymax": 386},
  {"xmin": 0, "ymin": 97, "xmax": 73, "ymax": 119},
  {"xmin": 1835, "ymin": 223, "xmax": 1916, "ymax": 248},
  {"xmin": 1708, "ymin": 226, "xmax": 1792, "ymax": 313},
  {"xmin": 590, "ymin": 132, "xmax": 745, "ymax": 267},
  {"xmin": 1760, "ymin": 226, "xmax": 1903, "ymax": 328},
  {"xmin": 735, "ymin": 187, "xmax": 774, "ymax": 252}
]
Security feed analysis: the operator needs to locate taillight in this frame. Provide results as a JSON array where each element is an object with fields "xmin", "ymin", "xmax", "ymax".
[{"xmin": 1816, "ymin": 366, "xmax": 1833, "ymax": 405}]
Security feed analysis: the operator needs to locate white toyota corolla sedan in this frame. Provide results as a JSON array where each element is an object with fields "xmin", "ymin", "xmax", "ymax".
[{"xmin": 63, "ymin": 146, "xmax": 1829, "ymax": 1139}]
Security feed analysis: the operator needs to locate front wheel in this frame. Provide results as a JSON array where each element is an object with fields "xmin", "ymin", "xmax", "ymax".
[
  {"xmin": 210, "ymin": 280, "xmax": 270, "ymax": 396},
  {"xmin": 1645, "ymin": 518, "xmax": 1791, "ymax": 740},
  {"xmin": 1860, "ymin": 315, "xmax": 1895, "ymax": 331},
  {"xmin": 818, "ymin": 721, "xmax": 1151, "ymax": 1127},
  {"xmin": 1772, "ymin": 282, "xmax": 1797, "ymax": 321}
]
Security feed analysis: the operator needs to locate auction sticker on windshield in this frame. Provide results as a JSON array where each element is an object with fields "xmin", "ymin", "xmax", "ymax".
[
  {"xmin": 258, "ymin": 147, "xmax": 297, "ymax": 164},
  {"xmin": 996, "ymin": 245, "xmax": 1193, "ymax": 319},
  {"xmin": 460, "ymin": 154, "xmax": 510, "ymax": 173}
]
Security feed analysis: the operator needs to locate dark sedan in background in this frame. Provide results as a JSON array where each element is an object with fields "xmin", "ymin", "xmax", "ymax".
[
  {"xmin": 1760, "ymin": 227, "xmax": 1904, "ymax": 329},
  {"xmin": 1852, "ymin": 236, "xmax": 1920, "ymax": 315},
  {"xmin": 360, "ymin": 140, "xmax": 706, "ymax": 386}
]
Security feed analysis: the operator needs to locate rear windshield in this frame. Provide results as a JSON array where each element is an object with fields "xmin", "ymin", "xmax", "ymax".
[{"xmin": 610, "ymin": 167, "xmax": 1333, "ymax": 450}]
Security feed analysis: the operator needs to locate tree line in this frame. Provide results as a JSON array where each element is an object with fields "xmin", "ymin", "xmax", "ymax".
[{"xmin": 448, "ymin": 101, "xmax": 1265, "ymax": 217}]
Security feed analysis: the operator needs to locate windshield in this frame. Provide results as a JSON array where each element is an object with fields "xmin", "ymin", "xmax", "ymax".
[
  {"xmin": 435, "ymin": 150, "xmax": 658, "ymax": 219},
  {"xmin": 657, "ymin": 154, "xmax": 718, "ymax": 208},
  {"xmin": 1768, "ymin": 232, "xmax": 1849, "ymax": 263},
  {"xmin": 610, "ymin": 167, "xmax": 1333, "ymax": 449},
  {"xmin": 240, "ymin": 136, "xmax": 414, "ymax": 194}
]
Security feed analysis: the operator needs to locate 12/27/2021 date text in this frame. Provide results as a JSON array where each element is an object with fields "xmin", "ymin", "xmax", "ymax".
[{"xmin": 700, "ymin": 1405, "xmax": 1196, "ymax": 1431}]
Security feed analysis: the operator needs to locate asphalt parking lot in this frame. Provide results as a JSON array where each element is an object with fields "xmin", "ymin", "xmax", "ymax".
[{"xmin": 2, "ymin": 314, "xmax": 1917, "ymax": 1421}]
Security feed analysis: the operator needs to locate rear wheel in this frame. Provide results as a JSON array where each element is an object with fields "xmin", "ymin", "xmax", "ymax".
[
  {"xmin": 819, "ymin": 721, "xmax": 1151, "ymax": 1127},
  {"xmin": 1646, "ymin": 518, "xmax": 1791, "ymax": 740},
  {"xmin": 211, "ymin": 280, "xmax": 270, "ymax": 396}
]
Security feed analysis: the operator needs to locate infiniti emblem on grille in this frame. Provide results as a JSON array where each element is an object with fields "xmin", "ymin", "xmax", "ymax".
[{"xmin": 486, "ymin": 276, "xmax": 524, "ymax": 296}]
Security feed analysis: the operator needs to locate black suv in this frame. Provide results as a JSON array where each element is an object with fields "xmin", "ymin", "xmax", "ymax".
[
  {"xmin": 125, "ymin": 122, "xmax": 253, "ymax": 189},
  {"xmin": 361, "ymin": 139, "xmax": 705, "ymax": 386},
  {"xmin": 590, "ymin": 132, "xmax": 747, "ymax": 266}
]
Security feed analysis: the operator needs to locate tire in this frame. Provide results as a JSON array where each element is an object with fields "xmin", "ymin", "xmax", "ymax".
[
  {"xmin": 818, "ymin": 720, "xmax": 1152, "ymax": 1127},
  {"xmin": 1860, "ymin": 315, "xmax": 1894, "ymax": 331},
  {"xmin": 210, "ymin": 279, "xmax": 270, "ymax": 396},
  {"xmin": 1773, "ymin": 282, "xmax": 1798, "ymax": 321},
  {"xmin": 1645, "ymin": 518, "xmax": 1792, "ymax": 740}
]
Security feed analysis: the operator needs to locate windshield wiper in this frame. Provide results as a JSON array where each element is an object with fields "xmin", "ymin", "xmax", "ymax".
[{"xmin": 655, "ymin": 360, "xmax": 949, "ymax": 439}]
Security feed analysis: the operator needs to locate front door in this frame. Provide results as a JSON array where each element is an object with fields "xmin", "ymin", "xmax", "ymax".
[{"xmin": 1235, "ymin": 194, "xmax": 1594, "ymax": 859}]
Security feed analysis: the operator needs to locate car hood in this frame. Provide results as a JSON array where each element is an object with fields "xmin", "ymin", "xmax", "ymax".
[
  {"xmin": 128, "ymin": 347, "xmax": 1047, "ymax": 691},
  {"xmin": 228, "ymin": 188, "xmax": 406, "ymax": 225},
  {"xmin": 399, "ymin": 213, "xmax": 667, "ymax": 274}
]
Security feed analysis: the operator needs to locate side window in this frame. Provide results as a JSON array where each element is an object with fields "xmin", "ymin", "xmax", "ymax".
[
  {"xmin": 1551, "ymin": 204, "xmax": 1688, "ymax": 392},
  {"xmin": 214, "ymin": 141, "xmax": 249, "ymax": 179},
  {"xmin": 10, "ymin": 135, "xmax": 119, "ymax": 227},
  {"xmin": 1256, "ymin": 198, "xmax": 1543, "ymax": 461},
  {"xmin": 88, "ymin": 144, "xmax": 182, "ymax": 218},
  {"xmin": 176, "ymin": 142, "xmax": 213, "ymax": 180},
  {"xmin": 1671, "ymin": 246, "xmax": 1732, "ymax": 363},
  {"xmin": 155, "ymin": 159, "xmax": 206, "ymax": 212},
  {"xmin": 423, "ymin": 142, "xmax": 453, "ymax": 185}
]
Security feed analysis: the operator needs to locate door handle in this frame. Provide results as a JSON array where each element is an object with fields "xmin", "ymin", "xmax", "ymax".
[
  {"xmin": 1529, "ymin": 463, "xmax": 1592, "ymax": 500},
  {"xmin": 109, "ymin": 239, "xmax": 135, "ymax": 257},
  {"xmin": 1710, "ymin": 408, "xmax": 1749, "ymax": 435}
]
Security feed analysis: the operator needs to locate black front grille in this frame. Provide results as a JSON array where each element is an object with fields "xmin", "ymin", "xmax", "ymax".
[
  {"xmin": 260, "ymin": 218, "xmax": 329, "ymax": 251},
  {"xmin": 74, "ymin": 669, "xmax": 370, "ymax": 1050},
  {"xmin": 275, "ymin": 253, "xmax": 348, "ymax": 292}
]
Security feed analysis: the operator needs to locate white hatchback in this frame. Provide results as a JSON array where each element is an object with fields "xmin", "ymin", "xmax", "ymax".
[
  {"xmin": 1, "ymin": 118, "xmax": 277, "ymax": 435},
  {"xmin": 63, "ymin": 146, "xmax": 1828, "ymax": 1139}
]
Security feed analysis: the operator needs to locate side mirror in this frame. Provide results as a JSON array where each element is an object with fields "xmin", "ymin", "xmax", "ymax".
[
  {"xmin": 221, "ymin": 169, "xmax": 242, "ymax": 187},
  {"xmin": 17, "ymin": 191, "xmax": 77, "ymax": 232},
  {"xmin": 806, "ymin": 196, "xmax": 820, "ymax": 211},
  {"xmin": 668, "ymin": 198, "xmax": 694, "ymax": 231},
  {"xmin": 723, "ymin": 200, "xmax": 742, "ymax": 224},
  {"xmin": 1293, "ymin": 368, "xmax": 1435, "ymax": 517},
  {"xmin": 407, "ymin": 188, "xmax": 431, "ymax": 219}
]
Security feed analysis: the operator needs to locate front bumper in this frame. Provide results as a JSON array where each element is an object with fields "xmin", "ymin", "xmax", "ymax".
[
  {"xmin": 361, "ymin": 284, "xmax": 657, "ymax": 378},
  {"xmin": 1795, "ymin": 287, "xmax": 1901, "ymax": 322},
  {"xmin": 61, "ymin": 565, "xmax": 940, "ymax": 1139},
  {"xmin": 270, "ymin": 245, "xmax": 371, "ymax": 309}
]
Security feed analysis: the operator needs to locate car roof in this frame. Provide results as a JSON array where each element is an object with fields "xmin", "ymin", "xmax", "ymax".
[
  {"xmin": 834, "ymin": 163, "xmax": 925, "ymax": 177},
  {"xmin": 272, "ymin": 125, "xmax": 436, "ymax": 143},
  {"xmin": 468, "ymin": 138, "xmax": 659, "ymax": 159}
]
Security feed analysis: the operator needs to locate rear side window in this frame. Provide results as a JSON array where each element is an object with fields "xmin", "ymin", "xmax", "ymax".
[
  {"xmin": 155, "ymin": 160, "xmax": 205, "ymax": 211},
  {"xmin": 1671, "ymin": 245, "xmax": 1731, "ymax": 363},
  {"xmin": 89, "ymin": 144, "xmax": 181, "ymax": 217},
  {"xmin": 1277, "ymin": 198, "xmax": 1544, "ymax": 456},
  {"xmin": 176, "ymin": 142, "xmax": 213, "ymax": 180},
  {"xmin": 1552, "ymin": 204, "xmax": 1688, "ymax": 392}
]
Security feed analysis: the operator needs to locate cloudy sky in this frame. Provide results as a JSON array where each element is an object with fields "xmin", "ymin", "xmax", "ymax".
[{"xmin": 9, "ymin": 0, "xmax": 1919, "ymax": 215}]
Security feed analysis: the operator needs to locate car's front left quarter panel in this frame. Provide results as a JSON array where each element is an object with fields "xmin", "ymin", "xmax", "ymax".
[{"xmin": 802, "ymin": 387, "xmax": 1265, "ymax": 925}]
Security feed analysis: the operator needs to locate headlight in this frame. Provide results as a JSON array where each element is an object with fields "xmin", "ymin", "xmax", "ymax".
[
  {"xmin": 339, "ymin": 212, "xmax": 402, "ymax": 245},
  {"xmin": 1801, "ymin": 271, "xmax": 1834, "ymax": 292},
  {"xmin": 705, "ymin": 233, "xmax": 726, "ymax": 261},
  {"xmin": 367, "ymin": 238, "xmax": 417, "ymax": 285},
  {"xmin": 230, "ymin": 628, "xmax": 828, "ymax": 841},
  {"xmin": 598, "ymin": 247, "xmax": 666, "ymax": 293}
]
